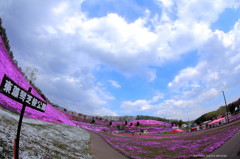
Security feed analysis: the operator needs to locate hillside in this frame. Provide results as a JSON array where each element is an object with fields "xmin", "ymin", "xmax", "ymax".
[
  {"xmin": 195, "ymin": 98, "xmax": 240, "ymax": 124},
  {"xmin": 0, "ymin": 27, "xmax": 95, "ymax": 158},
  {"xmin": 0, "ymin": 35, "xmax": 76, "ymax": 126}
]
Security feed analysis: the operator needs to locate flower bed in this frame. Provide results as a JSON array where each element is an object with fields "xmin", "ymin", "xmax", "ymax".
[
  {"xmin": 229, "ymin": 113, "xmax": 240, "ymax": 122},
  {"xmin": 140, "ymin": 126, "xmax": 172, "ymax": 134},
  {"xmin": 124, "ymin": 120, "xmax": 171, "ymax": 127},
  {"xmin": 92, "ymin": 121, "xmax": 240, "ymax": 158},
  {"xmin": 75, "ymin": 121, "xmax": 115, "ymax": 132}
]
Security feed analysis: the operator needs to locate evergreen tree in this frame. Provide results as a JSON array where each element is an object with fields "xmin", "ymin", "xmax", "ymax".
[{"xmin": 136, "ymin": 121, "xmax": 140, "ymax": 126}]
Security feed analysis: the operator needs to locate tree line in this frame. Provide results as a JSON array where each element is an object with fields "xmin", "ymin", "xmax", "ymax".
[
  {"xmin": 136, "ymin": 115, "xmax": 188, "ymax": 127},
  {"xmin": 195, "ymin": 98, "xmax": 240, "ymax": 124},
  {"xmin": 0, "ymin": 18, "xmax": 51, "ymax": 104},
  {"xmin": 136, "ymin": 115, "xmax": 168, "ymax": 122}
]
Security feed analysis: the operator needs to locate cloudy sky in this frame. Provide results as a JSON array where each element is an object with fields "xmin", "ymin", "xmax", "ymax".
[{"xmin": 0, "ymin": 0, "xmax": 240, "ymax": 120}]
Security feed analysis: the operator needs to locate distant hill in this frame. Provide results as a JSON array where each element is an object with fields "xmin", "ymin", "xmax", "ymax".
[{"xmin": 195, "ymin": 98, "xmax": 240, "ymax": 124}]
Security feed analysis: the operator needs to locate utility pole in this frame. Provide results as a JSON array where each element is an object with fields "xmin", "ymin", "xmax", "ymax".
[{"xmin": 222, "ymin": 91, "xmax": 229, "ymax": 123}]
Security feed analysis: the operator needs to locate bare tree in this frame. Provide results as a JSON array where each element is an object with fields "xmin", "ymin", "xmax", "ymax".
[{"xmin": 24, "ymin": 66, "xmax": 38, "ymax": 83}]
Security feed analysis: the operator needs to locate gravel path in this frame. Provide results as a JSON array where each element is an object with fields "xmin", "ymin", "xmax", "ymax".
[{"xmin": 89, "ymin": 131, "xmax": 128, "ymax": 159}]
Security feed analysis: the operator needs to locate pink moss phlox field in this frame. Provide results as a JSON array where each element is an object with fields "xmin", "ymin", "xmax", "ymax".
[
  {"xmin": 95, "ymin": 120, "xmax": 109, "ymax": 126},
  {"xmin": 229, "ymin": 113, "xmax": 240, "ymax": 122},
  {"xmin": 75, "ymin": 118, "xmax": 240, "ymax": 159},
  {"xmin": 124, "ymin": 120, "xmax": 171, "ymax": 127},
  {"xmin": 0, "ymin": 37, "xmax": 75, "ymax": 126},
  {"xmin": 54, "ymin": 107, "xmax": 240, "ymax": 158},
  {"xmin": 104, "ymin": 124, "xmax": 240, "ymax": 158},
  {"xmin": 75, "ymin": 120, "xmax": 184, "ymax": 138},
  {"xmin": 111, "ymin": 120, "xmax": 172, "ymax": 133},
  {"xmin": 117, "ymin": 133, "xmax": 189, "ymax": 139}
]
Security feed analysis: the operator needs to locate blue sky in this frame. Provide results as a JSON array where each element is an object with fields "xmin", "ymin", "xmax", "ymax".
[{"xmin": 0, "ymin": 0, "xmax": 240, "ymax": 120}]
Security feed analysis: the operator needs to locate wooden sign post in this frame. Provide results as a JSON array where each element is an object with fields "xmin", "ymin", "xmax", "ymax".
[{"xmin": 0, "ymin": 74, "xmax": 47, "ymax": 159}]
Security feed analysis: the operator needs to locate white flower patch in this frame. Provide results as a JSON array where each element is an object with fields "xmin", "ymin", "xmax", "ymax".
[{"xmin": 0, "ymin": 109, "xmax": 92, "ymax": 158}]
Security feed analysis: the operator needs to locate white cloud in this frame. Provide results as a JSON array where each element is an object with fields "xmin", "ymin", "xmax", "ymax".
[
  {"xmin": 120, "ymin": 90, "xmax": 165, "ymax": 113},
  {"xmin": 158, "ymin": 0, "xmax": 173, "ymax": 8},
  {"xmin": 120, "ymin": 96, "xmax": 201, "ymax": 120},
  {"xmin": 52, "ymin": 2, "xmax": 69, "ymax": 15},
  {"xmin": 120, "ymin": 17, "xmax": 240, "ymax": 118},
  {"xmin": 69, "ymin": 0, "xmax": 240, "ymax": 119},
  {"xmin": 53, "ymin": 0, "xmax": 234, "ymax": 82},
  {"xmin": 176, "ymin": 0, "xmax": 239, "ymax": 24},
  {"xmin": 150, "ymin": 91, "xmax": 164, "ymax": 103},
  {"xmin": 154, "ymin": 102, "xmax": 215, "ymax": 121},
  {"xmin": 1, "ymin": 0, "xmax": 240, "ymax": 120},
  {"xmin": 108, "ymin": 80, "xmax": 121, "ymax": 88},
  {"xmin": 196, "ymin": 88, "xmax": 219, "ymax": 103},
  {"xmin": 121, "ymin": 100, "xmax": 152, "ymax": 113},
  {"xmin": 29, "ymin": 0, "xmax": 238, "ymax": 84},
  {"xmin": 94, "ymin": 107, "xmax": 118, "ymax": 116},
  {"xmin": 43, "ymin": 26, "xmax": 57, "ymax": 35},
  {"xmin": 164, "ymin": 19, "xmax": 240, "ymax": 119},
  {"xmin": 37, "ymin": 71, "xmax": 115, "ymax": 115},
  {"xmin": 168, "ymin": 66, "xmax": 201, "ymax": 89}
]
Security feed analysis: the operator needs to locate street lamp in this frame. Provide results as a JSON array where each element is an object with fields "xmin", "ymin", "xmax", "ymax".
[{"xmin": 222, "ymin": 91, "xmax": 229, "ymax": 123}]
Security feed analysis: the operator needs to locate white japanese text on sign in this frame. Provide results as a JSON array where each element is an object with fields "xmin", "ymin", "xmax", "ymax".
[{"xmin": 0, "ymin": 75, "xmax": 47, "ymax": 112}]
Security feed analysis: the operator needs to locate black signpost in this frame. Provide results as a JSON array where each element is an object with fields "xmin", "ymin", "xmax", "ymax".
[{"xmin": 0, "ymin": 74, "xmax": 47, "ymax": 159}]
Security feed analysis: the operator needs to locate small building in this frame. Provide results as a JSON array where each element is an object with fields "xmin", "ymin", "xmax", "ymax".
[
  {"xmin": 181, "ymin": 124, "xmax": 188, "ymax": 128},
  {"xmin": 191, "ymin": 126, "xmax": 200, "ymax": 131},
  {"xmin": 208, "ymin": 117, "xmax": 226, "ymax": 127},
  {"xmin": 172, "ymin": 126, "xmax": 179, "ymax": 129}
]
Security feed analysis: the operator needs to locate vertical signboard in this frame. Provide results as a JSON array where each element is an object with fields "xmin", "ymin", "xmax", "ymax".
[
  {"xmin": 0, "ymin": 74, "xmax": 47, "ymax": 112},
  {"xmin": 0, "ymin": 74, "xmax": 47, "ymax": 159}
]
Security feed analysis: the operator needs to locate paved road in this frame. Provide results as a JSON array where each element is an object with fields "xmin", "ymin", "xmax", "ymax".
[
  {"xmin": 204, "ymin": 121, "xmax": 240, "ymax": 159},
  {"xmin": 89, "ymin": 131, "xmax": 128, "ymax": 159}
]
